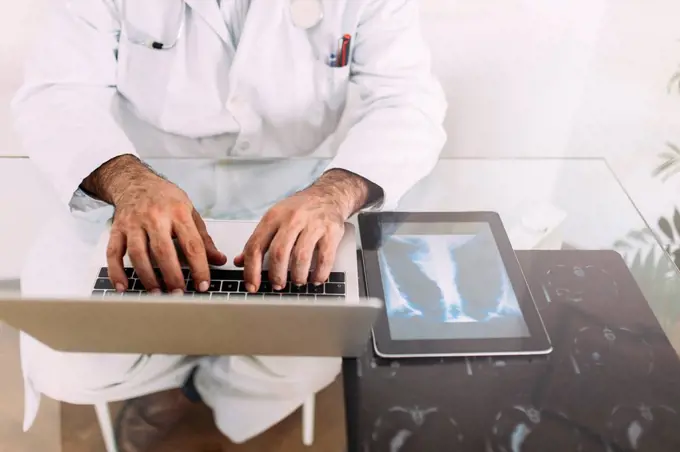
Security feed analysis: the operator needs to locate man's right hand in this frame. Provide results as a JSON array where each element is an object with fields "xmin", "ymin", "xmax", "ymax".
[{"xmin": 81, "ymin": 155, "xmax": 227, "ymax": 294}]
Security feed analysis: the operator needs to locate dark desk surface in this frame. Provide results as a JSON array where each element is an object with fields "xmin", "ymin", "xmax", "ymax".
[{"xmin": 345, "ymin": 250, "xmax": 680, "ymax": 452}]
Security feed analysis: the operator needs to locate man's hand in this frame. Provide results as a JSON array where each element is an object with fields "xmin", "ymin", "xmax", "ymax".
[
  {"xmin": 234, "ymin": 169, "xmax": 381, "ymax": 292},
  {"xmin": 81, "ymin": 155, "xmax": 227, "ymax": 294}
]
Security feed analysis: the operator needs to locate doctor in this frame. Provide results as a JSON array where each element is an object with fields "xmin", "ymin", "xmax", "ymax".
[{"xmin": 12, "ymin": 0, "xmax": 446, "ymax": 449}]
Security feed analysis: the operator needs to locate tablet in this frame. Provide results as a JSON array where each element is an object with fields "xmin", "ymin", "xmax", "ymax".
[{"xmin": 358, "ymin": 212, "xmax": 552, "ymax": 358}]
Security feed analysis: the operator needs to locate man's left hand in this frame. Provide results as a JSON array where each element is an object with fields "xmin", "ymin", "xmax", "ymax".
[{"xmin": 234, "ymin": 169, "xmax": 380, "ymax": 292}]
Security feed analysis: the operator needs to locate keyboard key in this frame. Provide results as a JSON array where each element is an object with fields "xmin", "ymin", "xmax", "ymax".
[
  {"xmin": 273, "ymin": 283, "xmax": 290, "ymax": 293},
  {"xmin": 99, "ymin": 267, "xmax": 135, "ymax": 278},
  {"xmin": 122, "ymin": 291, "xmax": 141, "ymax": 299},
  {"xmin": 290, "ymin": 284, "xmax": 307, "ymax": 294},
  {"xmin": 94, "ymin": 278, "xmax": 115, "ymax": 290},
  {"xmin": 212, "ymin": 293, "xmax": 229, "ymax": 301},
  {"xmin": 208, "ymin": 280, "xmax": 221, "ymax": 292},
  {"xmin": 92, "ymin": 290, "xmax": 105, "ymax": 297},
  {"xmin": 325, "ymin": 283, "xmax": 346, "ymax": 295},
  {"xmin": 257, "ymin": 282, "xmax": 273, "ymax": 293},
  {"xmin": 133, "ymin": 279, "xmax": 146, "ymax": 291},
  {"xmin": 329, "ymin": 272, "xmax": 345, "ymax": 283},
  {"xmin": 186, "ymin": 280, "xmax": 220, "ymax": 292},
  {"xmin": 246, "ymin": 293, "xmax": 264, "ymax": 300},
  {"xmin": 220, "ymin": 281, "xmax": 239, "ymax": 292},
  {"xmin": 183, "ymin": 292, "xmax": 194, "ymax": 298},
  {"xmin": 211, "ymin": 269, "xmax": 244, "ymax": 281},
  {"xmin": 230, "ymin": 293, "xmax": 246, "ymax": 300},
  {"xmin": 103, "ymin": 291, "xmax": 121, "ymax": 298},
  {"xmin": 308, "ymin": 284, "xmax": 324, "ymax": 294},
  {"xmin": 194, "ymin": 293, "xmax": 211, "ymax": 299},
  {"xmin": 238, "ymin": 281, "xmax": 249, "ymax": 292},
  {"xmin": 298, "ymin": 294, "xmax": 316, "ymax": 300},
  {"xmin": 181, "ymin": 268, "xmax": 190, "ymax": 279}
]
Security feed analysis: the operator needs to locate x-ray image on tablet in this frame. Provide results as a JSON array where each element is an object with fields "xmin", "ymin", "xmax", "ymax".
[
  {"xmin": 378, "ymin": 229, "xmax": 530, "ymax": 341},
  {"xmin": 359, "ymin": 212, "xmax": 552, "ymax": 358}
]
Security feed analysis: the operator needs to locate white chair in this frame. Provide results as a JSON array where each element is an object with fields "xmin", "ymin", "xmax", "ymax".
[{"xmin": 94, "ymin": 395, "xmax": 316, "ymax": 451}]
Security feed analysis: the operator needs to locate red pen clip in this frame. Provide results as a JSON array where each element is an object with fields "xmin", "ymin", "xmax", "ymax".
[{"xmin": 337, "ymin": 34, "xmax": 352, "ymax": 68}]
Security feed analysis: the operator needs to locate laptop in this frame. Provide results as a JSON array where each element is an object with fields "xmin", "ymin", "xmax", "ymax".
[{"xmin": 0, "ymin": 220, "xmax": 381, "ymax": 357}]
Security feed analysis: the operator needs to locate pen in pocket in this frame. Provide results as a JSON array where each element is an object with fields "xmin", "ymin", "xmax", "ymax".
[{"xmin": 339, "ymin": 34, "xmax": 352, "ymax": 67}]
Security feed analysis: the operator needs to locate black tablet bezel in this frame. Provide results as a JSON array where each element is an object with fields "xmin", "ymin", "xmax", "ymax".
[{"xmin": 358, "ymin": 211, "xmax": 552, "ymax": 358}]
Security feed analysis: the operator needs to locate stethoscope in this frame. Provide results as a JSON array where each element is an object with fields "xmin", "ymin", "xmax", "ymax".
[{"xmin": 122, "ymin": 0, "xmax": 324, "ymax": 50}]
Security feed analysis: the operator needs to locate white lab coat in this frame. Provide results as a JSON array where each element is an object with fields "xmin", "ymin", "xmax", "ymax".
[
  {"xmin": 12, "ymin": 0, "xmax": 447, "ymax": 211},
  {"xmin": 11, "ymin": 0, "xmax": 447, "ymax": 442}
]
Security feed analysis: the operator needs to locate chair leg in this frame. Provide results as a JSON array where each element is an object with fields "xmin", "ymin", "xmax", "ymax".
[
  {"xmin": 94, "ymin": 402, "xmax": 118, "ymax": 452},
  {"xmin": 302, "ymin": 395, "xmax": 315, "ymax": 446}
]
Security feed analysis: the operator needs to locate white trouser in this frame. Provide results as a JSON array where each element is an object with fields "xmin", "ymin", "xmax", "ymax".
[{"xmin": 21, "ymin": 334, "xmax": 340, "ymax": 443}]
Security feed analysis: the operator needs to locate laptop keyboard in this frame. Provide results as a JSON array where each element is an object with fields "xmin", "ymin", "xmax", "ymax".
[{"xmin": 92, "ymin": 267, "xmax": 347, "ymax": 301}]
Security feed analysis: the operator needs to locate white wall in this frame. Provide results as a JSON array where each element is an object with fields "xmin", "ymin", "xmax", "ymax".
[
  {"xmin": 0, "ymin": 0, "xmax": 49, "ymax": 157},
  {"xmin": 422, "ymin": 0, "xmax": 606, "ymax": 158}
]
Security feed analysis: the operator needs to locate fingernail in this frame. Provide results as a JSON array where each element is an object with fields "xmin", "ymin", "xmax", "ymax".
[
  {"xmin": 314, "ymin": 282, "xmax": 323, "ymax": 287},
  {"xmin": 273, "ymin": 284, "xmax": 283, "ymax": 291},
  {"xmin": 198, "ymin": 281, "xmax": 210, "ymax": 292},
  {"xmin": 150, "ymin": 289, "xmax": 161, "ymax": 295},
  {"xmin": 246, "ymin": 283, "xmax": 256, "ymax": 293},
  {"xmin": 172, "ymin": 289, "xmax": 183, "ymax": 295},
  {"xmin": 115, "ymin": 283, "xmax": 125, "ymax": 293}
]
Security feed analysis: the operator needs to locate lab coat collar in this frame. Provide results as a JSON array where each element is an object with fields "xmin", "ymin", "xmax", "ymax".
[{"xmin": 185, "ymin": 0, "xmax": 231, "ymax": 45}]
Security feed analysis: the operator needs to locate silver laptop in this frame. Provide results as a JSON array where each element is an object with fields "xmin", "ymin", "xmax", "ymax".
[{"xmin": 0, "ymin": 220, "xmax": 381, "ymax": 357}]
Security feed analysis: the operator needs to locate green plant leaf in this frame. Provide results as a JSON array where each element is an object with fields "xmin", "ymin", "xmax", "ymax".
[
  {"xmin": 659, "ymin": 217, "xmax": 675, "ymax": 242},
  {"xmin": 652, "ymin": 143, "xmax": 680, "ymax": 181},
  {"xmin": 670, "ymin": 72, "xmax": 680, "ymax": 94},
  {"xmin": 613, "ymin": 240, "xmax": 631, "ymax": 250},
  {"xmin": 653, "ymin": 159, "xmax": 679, "ymax": 180},
  {"xmin": 673, "ymin": 209, "xmax": 680, "ymax": 240},
  {"xmin": 626, "ymin": 244, "xmax": 680, "ymax": 332},
  {"xmin": 673, "ymin": 248, "xmax": 680, "ymax": 270},
  {"xmin": 659, "ymin": 152, "xmax": 680, "ymax": 163},
  {"xmin": 627, "ymin": 229, "xmax": 654, "ymax": 242},
  {"xmin": 667, "ymin": 142, "xmax": 680, "ymax": 154}
]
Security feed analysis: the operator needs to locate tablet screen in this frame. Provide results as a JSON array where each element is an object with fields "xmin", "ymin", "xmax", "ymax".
[{"xmin": 378, "ymin": 222, "xmax": 530, "ymax": 341}]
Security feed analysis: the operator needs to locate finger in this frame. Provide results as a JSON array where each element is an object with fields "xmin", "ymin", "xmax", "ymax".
[
  {"xmin": 267, "ymin": 224, "xmax": 304, "ymax": 290},
  {"xmin": 310, "ymin": 228, "xmax": 343, "ymax": 285},
  {"xmin": 106, "ymin": 229, "xmax": 128, "ymax": 292},
  {"xmin": 290, "ymin": 228, "xmax": 325, "ymax": 286},
  {"xmin": 233, "ymin": 253, "xmax": 245, "ymax": 268},
  {"xmin": 127, "ymin": 229, "xmax": 161, "ymax": 293},
  {"xmin": 147, "ymin": 222, "xmax": 185, "ymax": 293},
  {"xmin": 242, "ymin": 222, "xmax": 278, "ymax": 293},
  {"xmin": 173, "ymin": 217, "xmax": 210, "ymax": 292},
  {"xmin": 192, "ymin": 210, "xmax": 227, "ymax": 266}
]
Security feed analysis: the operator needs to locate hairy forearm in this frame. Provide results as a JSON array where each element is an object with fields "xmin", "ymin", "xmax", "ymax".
[
  {"xmin": 310, "ymin": 169, "xmax": 384, "ymax": 218},
  {"xmin": 80, "ymin": 154, "xmax": 158, "ymax": 205}
]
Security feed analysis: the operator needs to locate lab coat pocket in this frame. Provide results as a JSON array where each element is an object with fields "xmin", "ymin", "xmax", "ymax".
[
  {"xmin": 290, "ymin": 60, "xmax": 350, "ymax": 154},
  {"xmin": 116, "ymin": 39, "xmax": 176, "ymax": 123},
  {"xmin": 313, "ymin": 60, "xmax": 351, "ymax": 109}
]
